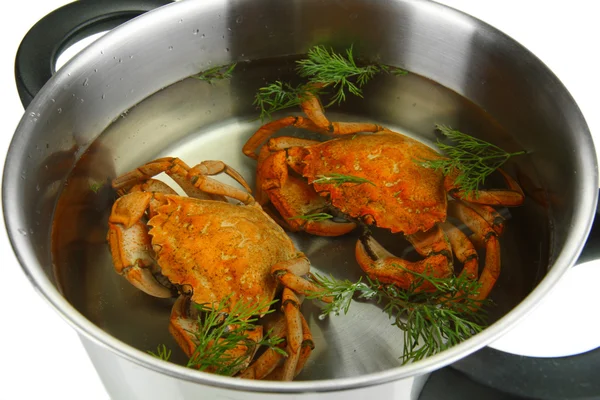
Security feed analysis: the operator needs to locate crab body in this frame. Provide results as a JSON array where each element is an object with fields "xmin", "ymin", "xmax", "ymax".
[
  {"xmin": 148, "ymin": 196, "xmax": 289, "ymax": 311},
  {"xmin": 107, "ymin": 157, "xmax": 325, "ymax": 380},
  {"xmin": 292, "ymin": 133, "xmax": 448, "ymax": 234},
  {"xmin": 243, "ymin": 92, "xmax": 525, "ymax": 300}
]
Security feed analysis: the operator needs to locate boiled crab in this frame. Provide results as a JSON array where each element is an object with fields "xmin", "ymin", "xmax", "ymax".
[
  {"xmin": 242, "ymin": 92, "xmax": 525, "ymax": 300},
  {"xmin": 107, "ymin": 157, "xmax": 326, "ymax": 380}
]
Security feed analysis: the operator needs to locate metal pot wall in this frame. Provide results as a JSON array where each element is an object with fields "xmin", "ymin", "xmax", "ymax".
[{"xmin": 4, "ymin": 1, "xmax": 599, "ymax": 399}]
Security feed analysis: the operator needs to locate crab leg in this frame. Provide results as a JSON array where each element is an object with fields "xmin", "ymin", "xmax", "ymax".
[
  {"xmin": 461, "ymin": 202, "xmax": 505, "ymax": 236},
  {"xmin": 239, "ymin": 347, "xmax": 285, "ymax": 380},
  {"xmin": 107, "ymin": 192, "xmax": 174, "ymax": 298},
  {"xmin": 262, "ymin": 314, "xmax": 314, "ymax": 381},
  {"xmin": 300, "ymin": 91, "xmax": 389, "ymax": 136},
  {"xmin": 448, "ymin": 200, "xmax": 500, "ymax": 300},
  {"xmin": 294, "ymin": 314, "xmax": 314, "ymax": 376},
  {"xmin": 243, "ymin": 92, "xmax": 388, "ymax": 159},
  {"xmin": 271, "ymin": 254, "xmax": 333, "ymax": 302},
  {"xmin": 189, "ymin": 173, "xmax": 256, "ymax": 205},
  {"xmin": 112, "ymin": 157, "xmax": 252, "ymax": 202},
  {"xmin": 355, "ymin": 226, "xmax": 453, "ymax": 291},
  {"xmin": 280, "ymin": 288, "xmax": 303, "ymax": 381},
  {"xmin": 440, "ymin": 221, "xmax": 479, "ymax": 280},
  {"xmin": 258, "ymin": 148, "xmax": 356, "ymax": 236},
  {"xmin": 243, "ymin": 117, "xmax": 325, "ymax": 159},
  {"xmin": 238, "ymin": 290, "xmax": 305, "ymax": 381},
  {"xmin": 445, "ymin": 168, "xmax": 525, "ymax": 206}
]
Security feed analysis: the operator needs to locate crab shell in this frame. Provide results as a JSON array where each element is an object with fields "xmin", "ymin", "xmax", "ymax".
[
  {"xmin": 147, "ymin": 195, "xmax": 296, "ymax": 312},
  {"xmin": 293, "ymin": 133, "xmax": 447, "ymax": 234}
]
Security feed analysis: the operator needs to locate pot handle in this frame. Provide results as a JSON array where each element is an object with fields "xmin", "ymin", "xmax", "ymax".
[
  {"xmin": 448, "ymin": 193, "xmax": 600, "ymax": 399},
  {"xmin": 573, "ymin": 192, "xmax": 600, "ymax": 265},
  {"xmin": 15, "ymin": 0, "xmax": 174, "ymax": 108}
]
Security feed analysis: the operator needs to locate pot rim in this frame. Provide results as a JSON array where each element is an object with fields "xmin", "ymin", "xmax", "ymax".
[{"xmin": 3, "ymin": 0, "xmax": 597, "ymax": 393}]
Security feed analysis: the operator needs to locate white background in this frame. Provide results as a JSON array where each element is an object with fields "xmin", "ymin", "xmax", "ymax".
[{"xmin": 1, "ymin": 1, "xmax": 599, "ymax": 399}]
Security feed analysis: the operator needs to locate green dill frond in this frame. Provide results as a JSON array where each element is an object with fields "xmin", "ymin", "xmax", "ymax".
[
  {"xmin": 312, "ymin": 173, "xmax": 375, "ymax": 187},
  {"xmin": 296, "ymin": 45, "xmax": 381, "ymax": 106},
  {"xmin": 419, "ymin": 124, "xmax": 526, "ymax": 196},
  {"xmin": 192, "ymin": 63, "xmax": 237, "ymax": 84},
  {"xmin": 308, "ymin": 268, "xmax": 491, "ymax": 364},
  {"xmin": 89, "ymin": 181, "xmax": 103, "ymax": 193},
  {"xmin": 186, "ymin": 295, "xmax": 280, "ymax": 376},
  {"xmin": 148, "ymin": 344, "xmax": 172, "ymax": 361},
  {"xmin": 253, "ymin": 81, "xmax": 316, "ymax": 121}
]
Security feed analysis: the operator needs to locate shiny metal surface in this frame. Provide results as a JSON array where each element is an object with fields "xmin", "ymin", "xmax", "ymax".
[{"xmin": 3, "ymin": 0, "xmax": 596, "ymax": 397}]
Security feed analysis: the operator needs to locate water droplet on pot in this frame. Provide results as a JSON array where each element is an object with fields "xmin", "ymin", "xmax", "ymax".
[
  {"xmin": 36, "ymin": 184, "xmax": 40, "ymax": 191},
  {"xmin": 225, "ymin": 48, "xmax": 230, "ymax": 52},
  {"xmin": 118, "ymin": 58, "xmax": 122, "ymax": 63},
  {"xmin": 94, "ymin": 68, "xmax": 98, "ymax": 72},
  {"xmin": 57, "ymin": 108, "xmax": 62, "ymax": 114},
  {"xmin": 80, "ymin": 98, "xmax": 84, "ymax": 103},
  {"xmin": 168, "ymin": 46, "xmax": 173, "ymax": 51},
  {"xmin": 18, "ymin": 229, "xmax": 27, "ymax": 236},
  {"xmin": 83, "ymin": 78, "xmax": 89, "ymax": 86},
  {"xmin": 236, "ymin": 16, "xmax": 243, "ymax": 24},
  {"xmin": 193, "ymin": 29, "xmax": 199, "ymax": 35},
  {"xmin": 51, "ymin": 98, "xmax": 55, "ymax": 103},
  {"xmin": 101, "ymin": 94, "xmax": 106, "ymax": 100},
  {"xmin": 201, "ymin": 33, "xmax": 206, "ymax": 38},
  {"xmin": 100, "ymin": 50, "xmax": 104, "ymax": 55},
  {"xmin": 178, "ymin": 19, "xmax": 183, "ymax": 23}
]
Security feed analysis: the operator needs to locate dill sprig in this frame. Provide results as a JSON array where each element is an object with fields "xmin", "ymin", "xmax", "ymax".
[
  {"xmin": 253, "ymin": 81, "xmax": 320, "ymax": 121},
  {"xmin": 254, "ymin": 45, "xmax": 408, "ymax": 119},
  {"xmin": 297, "ymin": 45, "xmax": 383, "ymax": 106},
  {"xmin": 288, "ymin": 212, "xmax": 334, "ymax": 222},
  {"xmin": 148, "ymin": 344, "xmax": 172, "ymax": 361},
  {"xmin": 307, "ymin": 274, "xmax": 372, "ymax": 316},
  {"xmin": 312, "ymin": 173, "xmax": 375, "ymax": 187},
  {"xmin": 192, "ymin": 63, "xmax": 237, "ymax": 84},
  {"xmin": 419, "ymin": 124, "xmax": 526, "ymax": 196},
  {"xmin": 307, "ymin": 268, "xmax": 490, "ymax": 364},
  {"xmin": 89, "ymin": 181, "xmax": 103, "ymax": 193},
  {"xmin": 186, "ymin": 295, "xmax": 286, "ymax": 376}
]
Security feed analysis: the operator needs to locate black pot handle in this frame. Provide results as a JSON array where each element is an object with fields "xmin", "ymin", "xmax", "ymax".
[
  {"xmin": 574, "ymin": 191, "xmax": 600, "ymax": 265},
  {"xmin": 15, "ymin": 0, "xmax": 174, "ymax": 108},
  {"xmin": 449, "ymin": 192, "xmax": 600, "ymax": 399}
]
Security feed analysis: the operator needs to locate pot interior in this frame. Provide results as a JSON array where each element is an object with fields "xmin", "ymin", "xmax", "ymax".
[{"xmin": 51, "ymin": 54, "xmax": 549, "ymax": 380}]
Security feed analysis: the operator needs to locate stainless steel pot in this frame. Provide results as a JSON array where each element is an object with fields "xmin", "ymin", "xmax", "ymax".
[{"xmin": 4, "ymin": 0, "xmax": 599, "ymax": 399}]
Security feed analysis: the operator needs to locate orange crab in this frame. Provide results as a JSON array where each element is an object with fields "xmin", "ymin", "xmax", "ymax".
[
  {"xmin": 107, "ymin": 157, "xmax": 326, "ymax": 380},
  {"xmin": 243, "ymin": 92, "xmax": 525, "ymax": 300}
]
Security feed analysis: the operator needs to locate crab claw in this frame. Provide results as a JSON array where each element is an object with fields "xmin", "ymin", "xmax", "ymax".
[
  {"xmin": 107, "ymin": 192, "xmax": 174, "ymax": 298},
  {"xmin": 355, "ymin": 233, "xmax": 452, "ymax": 291}
]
